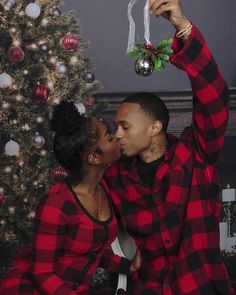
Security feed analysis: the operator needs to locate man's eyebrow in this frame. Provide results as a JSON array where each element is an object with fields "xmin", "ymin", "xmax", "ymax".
[{"xmin": 113, "ymin": 120, "xmax": 130, "ymax": 125}]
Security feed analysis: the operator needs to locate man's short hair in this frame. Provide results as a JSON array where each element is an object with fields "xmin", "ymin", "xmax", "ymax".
[{"xmin": 122, "ymin": 92, "xmax": 169, "ymax": 132}]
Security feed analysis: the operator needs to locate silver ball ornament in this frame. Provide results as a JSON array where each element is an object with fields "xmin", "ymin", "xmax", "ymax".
[
  {"xmin": 84, "ymin": 72, "xmax": 95, "ymax": 83},
  {"xmin": 135, "ymin": 58, "xmax": 154, "ymax": 77},
  {"xmin": 57, "ymin": 63, "xmax": 68, "ymax": 74},
  {"xmin": 32, "ymin": 132, "xmax": 45, "ymax": 149},
  {"xmin": 51, "ymin": 7, "xmax": 61, "ymax": 17},
  {"xmin": 0, "ymin": 72, "xmax": 13, "ymax": 88},
  {"xmin": 39, "ymin": 43, "xmax": 49, "ymax": 53},
  {"xmin": 2, "ymin": 0, "xmax": 16, "ymax": 11},
  {"xmin": 25, "ymin": 3, "xmax": 41, "ymax": 19},
  {"xmin": 5, "ymin": 139, "xmax": 20, "ymax": 156}
]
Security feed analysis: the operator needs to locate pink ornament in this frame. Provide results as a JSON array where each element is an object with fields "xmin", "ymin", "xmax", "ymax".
[
  {"xmin": 62, "ymin": 34, "xmax": 79, "ymax": 50},
  {"xmin": 7, "ymin": 46, "xmax": 25, "ymax": 64}
]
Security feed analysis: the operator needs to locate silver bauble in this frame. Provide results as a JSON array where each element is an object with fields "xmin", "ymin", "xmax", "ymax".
[
  {"xmin": 0, "ymin": 72, "xmax": 13, "ymax": 88},
  {"xmin": 25, "ymin": 3, "xmax": 41, "ymax": 19},
  {"xmin": 5, "ymin": 139, "xmax": 20, "ymax": 156},
  {"xmin": 2, "ymin": 0, "xmax": 15, "ymax": 11},
  {"xmin": 135, "ymin": 58, "xmax": 154, "ymax": 76},
  {"xmin": 39, "ymin": 43, "xmax": 49, "ymax": 53},
  {"xmin": 51, "ymin": 7, "xmax": 61, "ymax": 17},
  {"xmin": 84, "ymin": 72, "xmax": 95, "ymax": 83},
  {"xmin": 32, "ymin": 132, "xmax": 45, "ymax": 149},
  {"xmin": 57, "ymin": 63, "xmax": 68, "ymax": 74}
]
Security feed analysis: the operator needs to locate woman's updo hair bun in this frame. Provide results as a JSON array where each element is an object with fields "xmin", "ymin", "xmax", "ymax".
[
  {"xmin": 50, "ymin": 100, "xmax": 97, "ymax": 185},
  {"xmin": 50, "ymin": 100, "xmax": 85, "ymax": 136}
]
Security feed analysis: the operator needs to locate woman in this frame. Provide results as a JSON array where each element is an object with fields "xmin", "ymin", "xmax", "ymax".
[{"xmin": 0, "ymin": 101, "xmax": 139, "ymax": 294}]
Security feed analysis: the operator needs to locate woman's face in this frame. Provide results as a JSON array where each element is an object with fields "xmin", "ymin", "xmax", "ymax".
[{"xmin": 91, "ymin": 118, "xmax": 121, "ymax": 165}]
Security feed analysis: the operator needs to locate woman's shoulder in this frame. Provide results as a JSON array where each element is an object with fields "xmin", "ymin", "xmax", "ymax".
[{"xmin": 40, "ymin": 181, "xmax": 74, "ymax": 208}]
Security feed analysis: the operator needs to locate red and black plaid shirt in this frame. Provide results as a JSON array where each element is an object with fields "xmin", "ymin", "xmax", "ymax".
[
  {"xmin": 105, "ymin": 25, "xmax": 234, "ymax": 295},
  {"xmin": 0, "ymin": 181, "xmax": 130, "ymax": 295}
]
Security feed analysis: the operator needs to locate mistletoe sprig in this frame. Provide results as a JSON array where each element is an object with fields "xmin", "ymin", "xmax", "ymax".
[{"xmin": 128, "ymin": 38, "xmax": 173, "ymax": 71}]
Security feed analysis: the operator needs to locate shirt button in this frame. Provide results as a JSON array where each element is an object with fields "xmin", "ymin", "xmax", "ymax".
[{"xmin": 164, "ymin": 283, "xmax": 170, "ymax": 289}]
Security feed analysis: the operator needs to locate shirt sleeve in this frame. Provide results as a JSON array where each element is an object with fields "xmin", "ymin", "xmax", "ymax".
[
  {"xmin": 170, "ymin": 24, "xmax": 229, "ymax": 165},
  {"xmin": 30, "ymin": 194, "xmax": 78, "ymax": 295}
]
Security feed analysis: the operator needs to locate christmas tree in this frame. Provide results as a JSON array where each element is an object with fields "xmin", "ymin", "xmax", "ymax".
[{"xmin": 0, "ymin": 0, "xmax": 102, "ymax": 277}]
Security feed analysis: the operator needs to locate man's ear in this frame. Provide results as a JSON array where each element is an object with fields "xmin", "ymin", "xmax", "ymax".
[
  {"xmin": 87, "ymin": 152, "xmax": 101, "ymax": 165},
  {"xmin": 150, "ymin": 120, "xmax": 162, "ymax": 136}
]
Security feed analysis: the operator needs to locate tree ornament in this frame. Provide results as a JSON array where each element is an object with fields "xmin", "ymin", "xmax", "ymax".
[
  {"xmin": 52, "ymin": 167, "xmax": 68, "ymax": 181},
  {"xmin": 30, "ymin": 84, "xmax": 50, "ymax": 104},
  {"xmin": 75, "ymin": 103, "xmax": 86, "ymax": 114},
  {"xmin": 134, "ymin": 57, "xmax": 154, "ymax": 77},
  {"xmin": 57, "ymin": 63, "xmax": 68, "ymax": 74},
  {"xmin": 0, "ymin": 193, "xmax": 6, "ymax": 205},
  {"xmin": 4, "ymin": 166, "xmax": 12, "ymax": 173},
  {"xmin": 32, "ymin": 132, "xmax": 45, "ymax": 149},
  {"xmin": 126, "ymin": 0, "xmax": 173, "ymax": 75},
  {"xmin": 2, "ymin": 0, "xmax": 15, "ymax": 11},
  {"xmin": 25, "ymin": 3, "xmax": 41, "ymax": 19},
  {"xmin": 51, "ymin": 7, "xmax": 61, "ymax": 17},
  {"xmin": 8, "ymin": 207, "xmax": 15, "ymax": 214},
  {"xmin": 0, "ymin": 32, "xmax": 13, "ymax": 49},
  {"xmin": 0, "ymin": 112, "xmax": 7, "ymax": 123},
  {"xmin": 39, "ymin": 43, "xmax": 49, "ymax": 53},
  {"xmin": 5, "ymin": 139, "xmax": 20, "ymax": 156},
  {"xmin": 62, "ymin": 34, "xmax": 79, "ymax": 50},
  {"xmin": 0, "ymin": 72, "xmax": 13, "ymax": 88},
  {"xmin": 86, "ymin": 96, "xmax": 96, "ymax": 105},
  {"xmin": 84, "ymin": 72, "xmax": 95, "ymax": 83},
  {"xmin": 128, "ymin": 39, "xmax": 173, "ymax": 75},
  {"xmin": 7, "ymin": 46, "xmax": 25, "ymax": 64}
]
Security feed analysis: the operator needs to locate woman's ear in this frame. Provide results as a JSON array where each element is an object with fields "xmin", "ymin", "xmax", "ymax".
[
  {"xmin": 87, "ymin": 152, "xmax": 101, "ymax": 165},
  {"xmin": 150, "ymin": 120, "xmax": 163, "ymax": 136}
]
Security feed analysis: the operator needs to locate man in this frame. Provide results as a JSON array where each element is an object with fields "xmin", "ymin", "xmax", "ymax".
[{"xmin": 105, "ymin": 0, "xmax": 234, "ymax": 294}]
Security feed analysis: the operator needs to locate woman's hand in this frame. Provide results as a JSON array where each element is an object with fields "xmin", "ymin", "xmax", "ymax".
[{"xmin": 130, "ymin": 249, "xmax": 142, "ymax": 272}]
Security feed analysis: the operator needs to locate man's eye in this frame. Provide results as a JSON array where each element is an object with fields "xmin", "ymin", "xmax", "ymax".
[{"xmin": 123, "ymin": 126, "xmax": 129, "ymax": 130}]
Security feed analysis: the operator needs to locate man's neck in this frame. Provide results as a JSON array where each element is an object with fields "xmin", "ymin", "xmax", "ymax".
[{"xmin": 139, "ymin": 135, "xmax": 167, "ymax": 163}]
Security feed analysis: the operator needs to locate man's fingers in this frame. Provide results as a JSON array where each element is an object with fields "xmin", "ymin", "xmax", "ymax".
[{"xmin": 149, "ymin": 0, "xmax": 172, "ymax": 16}]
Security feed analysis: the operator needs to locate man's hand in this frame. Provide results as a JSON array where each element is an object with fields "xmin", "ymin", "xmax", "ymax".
[
  {"xmin": 149, "ymin": 0, "xmax": 189, "ymax": 32},
  {"xmin": 130, "ymin": 249, "xmax": 142, "ymax": 272}
]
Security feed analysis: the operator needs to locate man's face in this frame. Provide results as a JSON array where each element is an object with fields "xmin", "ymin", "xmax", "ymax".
[{"xmin": 114, "ymin": 102, "xmax": 154, "ymax": 157}]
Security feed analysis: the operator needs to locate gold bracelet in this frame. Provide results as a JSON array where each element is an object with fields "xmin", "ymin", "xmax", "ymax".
[{"xmin": 176, "ymin": 21, "xmax": 193, "ymax": 39}]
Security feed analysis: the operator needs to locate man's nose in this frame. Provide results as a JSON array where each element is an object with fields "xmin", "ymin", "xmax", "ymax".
[{"xmin": 115, "ymin": 126, "xmax": 123, "ymax": 139}]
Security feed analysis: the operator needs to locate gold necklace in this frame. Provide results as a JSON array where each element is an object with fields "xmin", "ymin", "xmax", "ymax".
[{"xmin": 97, "ymin": 186, "xmax": 102, "ymax": 220}]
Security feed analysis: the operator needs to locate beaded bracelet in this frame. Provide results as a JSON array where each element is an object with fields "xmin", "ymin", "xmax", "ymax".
[{"xmin": 176, "ymin": 21, "xmax": 193, "ymax": 39}]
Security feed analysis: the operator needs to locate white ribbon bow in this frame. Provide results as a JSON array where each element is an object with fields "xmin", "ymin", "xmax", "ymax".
[{"xmin": 127, "ymin": 0, "xmax": 151, "ymax": 53}]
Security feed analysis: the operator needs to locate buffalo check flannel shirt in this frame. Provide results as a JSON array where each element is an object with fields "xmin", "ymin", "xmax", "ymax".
[
  {"xmin": 105, "ymin": 25, "xmax": 234, "ymax": 295},
  {"xmin": 0, "ymin": 180, "xmax": 131, "ymax": 295}
]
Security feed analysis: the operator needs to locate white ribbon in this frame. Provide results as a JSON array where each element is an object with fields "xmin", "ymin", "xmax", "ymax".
[{"xmin": 127, "ymin": 0, "xmax": 151, "ymax": 52}]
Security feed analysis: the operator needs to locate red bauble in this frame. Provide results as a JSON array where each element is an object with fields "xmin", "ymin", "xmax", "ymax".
[
  {"xmin": 62, "ymin": 34, "xmax": 79, "ymax": 50},
  {"xmin": 7, "ymin": 46, "xmax": 25, "ymax": 64},
  {"xmin": 52, "ymin": 167, "xmax": 68, "ymax": 181},
  {"xmin": 0, "ymin": 193, "xmax": 6, "ymax": 205},
  {"xmin": 86, "ymin": 96, "xmax": 96, "ymax": 105},
  {"xmin": 30, "ymin": 84, "xmax": 50, "ymax": 104}
]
